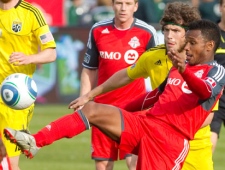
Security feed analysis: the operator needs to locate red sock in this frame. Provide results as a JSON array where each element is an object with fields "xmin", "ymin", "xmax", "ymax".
[{"xmin": 33, "ymin": 111, "xmax": 89, "ymax": 147}]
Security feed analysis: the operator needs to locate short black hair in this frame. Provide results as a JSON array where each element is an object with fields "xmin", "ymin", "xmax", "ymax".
[{"xmin": 188, "ymin": 20, "xmax": 221, "ymax": 52}]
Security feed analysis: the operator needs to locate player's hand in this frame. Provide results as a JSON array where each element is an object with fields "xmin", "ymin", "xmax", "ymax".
[
  {"xmin": 168, "ymin": 50, "xmax": 186, "ymax": 73},
  {"xmin": 0, "ymin": 139, "xmax": 6, "ymax": 162},
  {"xmin": 9, "ymin": 52, "xmax": 31, "ymax": 66},
  {"xmin": 68, "ymin": 94, "xmax": 90, "ymax": 111}
]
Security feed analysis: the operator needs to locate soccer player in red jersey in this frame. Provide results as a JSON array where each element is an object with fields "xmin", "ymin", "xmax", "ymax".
[
  {"xmin": 3, "ymin": 19, "xmax": 225, "ymax": 169},
  {"xmin": 80, "ymin": 0, "xmax": 158, "ymax": 169}
]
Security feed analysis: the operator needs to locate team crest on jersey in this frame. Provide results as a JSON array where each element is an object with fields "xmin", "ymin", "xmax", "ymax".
[
  {"xmin": 12, "ymin": 21, "xmax": 22, "ymax": 33},
  {"xmin": 128, "ymin": 37, "xmax": 140, "ymax": 48}
]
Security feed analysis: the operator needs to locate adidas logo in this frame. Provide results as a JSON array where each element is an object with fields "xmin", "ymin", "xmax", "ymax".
[
  {"xmin": 154, "ymin": 60, "xmax": 162, "ymax": 65},
  {"xmin": 46, "ymin": 125, "xmax": 51, "ymax": 131},
  {"xmin": 101, "ymin": 28, "xmax": 109, "ymax": 34}
]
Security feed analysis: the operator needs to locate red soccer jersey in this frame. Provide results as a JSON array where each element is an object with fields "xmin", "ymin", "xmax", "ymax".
[
  {"xmin": 83, "ymin": 18, "xmax": 158, "ymax": 108},
  {"xmin": 147, "ymin": 62, "xmax": 225, "ymax": 139}
]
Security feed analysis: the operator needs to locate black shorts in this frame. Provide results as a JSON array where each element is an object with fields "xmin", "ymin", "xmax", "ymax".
[{"xmin": 210, "ymin": 107, "xmax": 225, "ymax": 137}]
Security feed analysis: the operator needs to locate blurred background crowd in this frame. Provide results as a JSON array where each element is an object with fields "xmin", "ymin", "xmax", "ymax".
[
  {"xmin": 65, "ymin": 0, "xmax": 221, "ymax": 27},
  {"xmin": 26, "ymin": 0, "xmax": 221, "ymax": 27}
]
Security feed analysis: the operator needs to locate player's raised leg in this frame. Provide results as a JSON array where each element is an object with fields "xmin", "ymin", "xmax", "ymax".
[{"xmin": 4, "ymin": 102, "xmax": 123, "ymax": 158}]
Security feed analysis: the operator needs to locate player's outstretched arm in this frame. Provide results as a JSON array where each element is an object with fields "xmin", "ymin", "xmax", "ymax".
[{"xmin": 69, "ymin": 68, "xmax": 133, "ymax": 110}]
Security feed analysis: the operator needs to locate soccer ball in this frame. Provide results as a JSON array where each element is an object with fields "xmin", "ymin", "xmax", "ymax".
[{"xmin": 0, "ymin": 73, "xmax": 37, "ymax": 110}]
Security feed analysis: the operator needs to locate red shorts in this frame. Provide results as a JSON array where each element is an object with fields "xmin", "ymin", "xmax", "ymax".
[
  {"xmin": 91, "ymin": 126, "xmax": 129, "ymax": 161},
  {"xmin": 119, "ymin": 109, "xmax": 190, "ymax": 170}
]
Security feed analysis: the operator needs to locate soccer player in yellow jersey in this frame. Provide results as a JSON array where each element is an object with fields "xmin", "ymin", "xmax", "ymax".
[
  {"xmin": 101, "ymin": 2, "xmax": 214, "ymax": 170},
  {"xmin": 0, "ymin": 0, "xmax": 56, "ymax": 169}
]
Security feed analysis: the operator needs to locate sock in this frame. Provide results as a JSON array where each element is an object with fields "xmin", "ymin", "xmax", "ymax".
[{"xmin": 33, "ymin": 111, "xmax": 90, "ymax": 147}]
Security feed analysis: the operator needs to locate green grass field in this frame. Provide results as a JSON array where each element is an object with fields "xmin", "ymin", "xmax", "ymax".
[{"xmin": 19, "ymin": 104, "xmax": 225, "ymax": 170}]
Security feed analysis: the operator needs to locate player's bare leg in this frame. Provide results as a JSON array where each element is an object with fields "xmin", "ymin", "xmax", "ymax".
[
  {"xmin": 9, "ymin": 156, "xmax": 20, "ymax": 170},
  {"xmin": 125, "ymin": 155, "xmax": 132, "ymax": 169},
  {"xmin": 127, "ymin": 155, "xmax": 137, "ymax": 170},
  {"xmin": 86, "ymin": 103, "xmax": 120, "ymax": 170},
  {"xmin": 211, "ymin": 132, "xmax": 218, "ymax": 153},
  {"xmin": 82, "ymin": 102, "xmax": 122, "ymax": 141},
  {"xmin": 95, "ymin": 160, "xmax": 114, "ymax": 170}
]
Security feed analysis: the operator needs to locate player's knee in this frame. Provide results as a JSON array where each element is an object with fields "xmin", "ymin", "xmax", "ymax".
[{"xmin": 82, "ymin": 101, "xmax": 99, "ymax": 118}]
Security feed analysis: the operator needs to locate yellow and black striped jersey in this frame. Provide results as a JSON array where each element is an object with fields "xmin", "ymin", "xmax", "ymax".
[{"xmin": 0, "ymin": 0, "xmax": 56, "ymax": 83}]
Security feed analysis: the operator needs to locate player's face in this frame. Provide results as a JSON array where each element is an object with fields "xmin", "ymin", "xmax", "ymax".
[
  {"xmin": 163, "ymin": 24, "xmax": 186, "ymax": 53},
  {"xmin": 112, "ymin": 0, "xmax": 138, "ymax": 28},
  {"xmin": 184, "ymin": 30, "xmax": 211, "ymax": 65}
]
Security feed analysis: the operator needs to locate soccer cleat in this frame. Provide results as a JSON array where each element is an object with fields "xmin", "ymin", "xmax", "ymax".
[{"xmin": 4, "ymin": 128, "xmax": 39, "ymax": 159}]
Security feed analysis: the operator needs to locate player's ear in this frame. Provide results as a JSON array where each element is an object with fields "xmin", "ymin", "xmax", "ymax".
[
  {"xmin": 134, "ymin": 1, "xmax": 138, "ymax": 12},
  {"xmin": 206, "ymin": 40, "xmax": 215, "ymax": 52}
]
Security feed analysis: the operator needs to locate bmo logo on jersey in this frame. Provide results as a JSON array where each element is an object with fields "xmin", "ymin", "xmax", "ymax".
[
  {"xmin": 124, "ymin": 50, "xmax": 139, "ymax": 64},
  {"xmin": 100, "ymin": 50, "xmax": 139, "ymax": 65},
  {"xmin": 168, "ymin": 78, "xmax": 181, "ymax": 86},
  {"xmin": 168, "ymin": 78, "xmax": 192, "ymax": 94},
  {"xmin": 181, "ymin": 82, "xmax": 192, "ymax": 94},
  {"xmin": 100, "ymin": 51, "xmax": 122, "ymax": 60}
]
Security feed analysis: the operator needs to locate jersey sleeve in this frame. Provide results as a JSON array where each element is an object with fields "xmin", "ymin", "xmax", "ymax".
[
  {"xmin": 205, "ymin": 64, "xmax": 225, "ymax": 97},
  {"xmin": 32, "ymin": 7, "xmax": 56, "ymax": 50},
  {"xmin": 82, "ymin": 27, "xmax": 99, "ymax": 69},
  {"xmin": 182, "ymin": 64, "xmax": 225, "ymax": 100}
]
